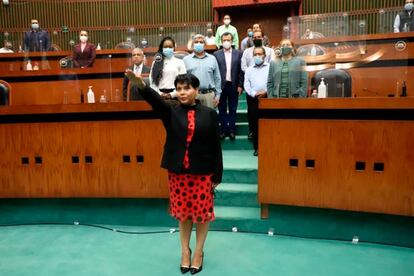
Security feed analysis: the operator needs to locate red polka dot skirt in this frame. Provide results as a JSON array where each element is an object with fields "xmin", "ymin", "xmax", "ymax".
[{"xmin": 167, "ymin": 110, "xmax": 215, "ymax": 224}]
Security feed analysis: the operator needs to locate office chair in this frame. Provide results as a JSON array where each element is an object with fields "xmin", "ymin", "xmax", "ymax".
[
  {"xmin": 312, "ymin": 69, "xmax": 352, "ymax": 97},
  {"xmin": 0, "ymin": 80, "xmax": 11, "ymax": 105}
]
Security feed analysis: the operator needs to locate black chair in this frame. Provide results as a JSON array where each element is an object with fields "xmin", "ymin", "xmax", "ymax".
[
  {"xmin": 312, "ymin": 69, "xmax": 352, "ymax": 97},
  {"xmin": 0, "ymin": 80, "xmax": 11, "ymax": 105}
]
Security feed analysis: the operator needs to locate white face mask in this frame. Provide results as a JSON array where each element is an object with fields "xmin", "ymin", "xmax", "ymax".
[
  {"xmin": 224, "ymin": 19, "xmax": 231, "ymax": 25},
  {"xmin": 222, "ymin": 41, "xmax": 232, "ymax": 49},
  {"xmin": 80, "ymin": 36, "xmax": 88, "ymax": 43}
]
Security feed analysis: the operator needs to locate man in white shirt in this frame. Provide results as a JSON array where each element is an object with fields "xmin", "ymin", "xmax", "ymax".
[
  {"xmin": 394, "ymin": 0, "xmax": 414, "ymax": 32},
  {"xmin": 244, "ymin": 46, "xmax": 269, "ymax": 156},
  {"xmin": 205, "ymin": 28, "xmax": 216, "ymax": 46},
  {"xmin": 0, "ymin": 41, "xmax": 13, "ymax": 53},
  {"xmin": 123, "ymin": 48, "xmax": 151, "ymax": 100}
]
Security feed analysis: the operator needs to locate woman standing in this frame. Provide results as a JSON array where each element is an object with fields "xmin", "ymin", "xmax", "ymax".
[
  {"xmin": 72, "ymin": 30, "xmax": 96, "ymax": 68},
  {"xmin": 267, "ymin": 39, "xmax": 308, "ymax": 98},
  {"xmin": 150, "ymin": 36, "xmax": 187, "ymax": 100},
  {"xmin": 126, "ymin": 71, "xmax": 222, "ymax": 275}
]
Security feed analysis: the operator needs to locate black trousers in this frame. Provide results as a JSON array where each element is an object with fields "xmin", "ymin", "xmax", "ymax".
[{"xmin": 246, "ymin": 94, "xmax": 259, "ymax": 150}]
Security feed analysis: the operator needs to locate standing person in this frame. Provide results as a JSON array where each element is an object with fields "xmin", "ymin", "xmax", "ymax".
[
  {"xmin": 267, "ymin": 39, "xmax": 308, "ymax": 98},
  {"xmin": 125, "ymin": 72, "xmax": 223, "ymax": 275},
  {"xmin": 205, "ymin": 28, "xmax": 216, "ymax": 46},
  {"xmin": 183, "ymin": 34, "xmax": 222, "ymax": 108},
  {"xmin": 394, "ymin": 0, "xmax": 414, "ymax": 32},
  {"xmin": 244, "ymin": 47, "xmax": 269, "ymax": 156},
  {"xmin": 241, "ymin": 30, "xmax": 275, "ymax": 140},
  {"xmin": 213, "ymin": 32, "xmax": 243, "ymax": 140},
  {"xmin": 240, "ymin": 28, "xmax": 253, "ymax": 52},
  {"xmin": 246, "ymin": 23, "xmax": 270, "ymax": 48},
  {"xmin": 150, "ymin": 36, "xmax": 187, "ymax": 100},
  {"xmin": 122, "ymin": 47, "xmax": 151, "ymax": 101},
  {"xmin": 215, "ymin": 15, "xmax": 239, "ymax": 49},
  {"xmin": 72, "ymin": 30, "xmax": 96, "ymax": 68},
  {"xmin": 23, "ymin": 19, "xmax": 50, "ymax": 52}
]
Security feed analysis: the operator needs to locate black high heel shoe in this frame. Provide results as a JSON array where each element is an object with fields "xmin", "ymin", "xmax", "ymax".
[
  {"xmin": 180, "ymin": 248, "xmax": 192, "ymax": 274},
  {"xmin": 190, "ymin": 252, "xmax": 204, "ymax": 275}
]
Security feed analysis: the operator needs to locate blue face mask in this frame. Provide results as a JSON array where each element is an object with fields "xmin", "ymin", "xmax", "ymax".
[
  {"xmin": 162, "ymin": 47, "xmax": 174, "ymax": 58},
  {"xmin": 248, "ymin": 31, "xmax": 253, "ymax": 37},
  {"xmin": 31, "ymin": 23, "xmax": 39, "ymax": 30},
  {"xmin": 254, "ymin": 56, "xmax": 264, "ymax": 66},
  {"xmin": 193, "ymin": 43, "xmax": 204, "ymax": 53},
  {"xmin": 405, "ymin": 3, "xmax": 414, "ymax": 11}
]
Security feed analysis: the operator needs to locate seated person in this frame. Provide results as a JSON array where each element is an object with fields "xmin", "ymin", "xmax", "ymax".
[
  {"xmin": 0, "ymin": 41, "xmax": 13, "ymax": 53},
  {"xmin": 72, "ymin": 30, "xmax": 96, "ymax": 68},
  {"xmin": 23, "ymin": 19, "xmax": 50, "ymax": 52},
  {"xmin": 122, "ymin": 47, "xmax": 151, "ymax": 101},
  {"xmin": 394, "ymin": 0, "xmax": 414, "ymax": 32}
]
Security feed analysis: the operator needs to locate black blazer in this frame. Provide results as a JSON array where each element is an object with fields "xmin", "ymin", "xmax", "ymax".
[
  {"xmin": 213, "ymin": 48, "xmax": 244, "ymax": 91},
  {"xmin": 139, "ymin": 85, "xmax": 223, "ymax": 183},
  {"xmin": 123, "ymin": 65, "xmax": 151, "ymax": 101},
  {"xmin": 23, "ymin": 30, "xmax": 50, "ymax": 52}
]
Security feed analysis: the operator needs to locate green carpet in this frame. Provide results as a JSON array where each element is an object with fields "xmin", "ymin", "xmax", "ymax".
[{"xmin": 0, "ymin": 225, "xmax": 413, "ymax": 276}]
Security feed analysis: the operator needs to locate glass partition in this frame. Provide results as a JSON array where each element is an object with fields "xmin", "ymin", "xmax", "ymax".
[{"xmin": 0, "ymin": 23, "xmax": 215, "ymax": 106}]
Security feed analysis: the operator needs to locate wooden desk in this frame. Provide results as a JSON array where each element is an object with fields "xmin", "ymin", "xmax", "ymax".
[
  {"xmin": 258, "ymin": 97, "xmax": 414, "ymax": 217},
  {"xmin": 0, "ymin": 102, "xmax": 168, "ymax": 198},
  {"xmin": 294, "ymin": 32, "xmax": 414, "ymax": 97}
]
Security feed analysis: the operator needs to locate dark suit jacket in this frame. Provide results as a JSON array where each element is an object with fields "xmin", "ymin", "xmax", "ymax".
[
  {"xmin": 139, "ymin": 84, "xmax": 223, "ymax": 183},
  {"xmin": 213, "ymin": 48, "xmax": 244, "ymax": 91},
  {"xmin": 23, "ymin": 30, "xmax": 50, "ymax": 52},
  {"xmin": 122, "ymin": 65, "xmax": 151, "ymax": 101},
  {"xmin": 72, "ymin": 43, "xmax": 96, "ymax": 68}
]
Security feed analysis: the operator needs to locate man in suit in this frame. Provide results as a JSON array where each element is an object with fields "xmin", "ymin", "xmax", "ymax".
[
  {"xmin": 123, "ymin": 47, "xmax": 151, "ymax": 101},
  {"xmin": 23, "ymin": 19, "xmax": 50, "ymax": 52},
  {"xmin": 214, "ymin": 32, "xmax": 243, "ymax": 140}
]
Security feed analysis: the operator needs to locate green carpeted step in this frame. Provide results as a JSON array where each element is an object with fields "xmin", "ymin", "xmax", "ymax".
[
  {"xmin": 238, "ymin": 99, "xmax": 247, "ymax": 110},
  {"xmin": 211, "ymin": 206, "xmax": 268, "ymax": 231},
  {"xmin": 222, "ymin": 150, "xmax": 257, "ymax": 184},
  {"xmin": 236, "ymin": 122, "xmax": 249, "ymax": 136},
  {"xmin": 236, "ymin": 109, "xmax": 248, "ymax": 122},
  {"xmin": 221, "ymin": 136, "xmax": 252, "ymax": 150},
  {"xmin": 214, "ymin": 183, "xmax": 258, "ymax": 208}
]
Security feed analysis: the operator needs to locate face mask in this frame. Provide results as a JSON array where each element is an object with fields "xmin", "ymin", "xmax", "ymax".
[
  {"xmin": 162, "ymin": 47, "xmax": 174, "ymax": 58},
  {"xmin": 193, "ymin": 43, "xmax": 204, "ymax": 53},
  {"xmin": 248, "ymin": 31, "xmax": 253, "ymax": 37},
  {"xmin": 79, "ymin": 36, "xmax": 88, "ymax": 43},
  {"xmin": 405, "ymin": 3, "xmax": 414, "ymax": 11},
  {"xmin": 224, "ymin": 19, "xmax": 231, "ymax": 25},
  {"xmin": 222, "ymin": 41, "xmax": 232, "ymax": 49},
  {"xmin": 281, "ymin": 46, "xmax": 293, "ymax": 56},
  {"xmin": 254, "ymin": 56, "xmax": 264, "ymax": 66},
  {"xmin": 31, "ymin": 23, "xmax": 39, "ymax": 30},
  {"xmin": 253, "ymin": 39, "xmax": 263, "ymax": 47}
]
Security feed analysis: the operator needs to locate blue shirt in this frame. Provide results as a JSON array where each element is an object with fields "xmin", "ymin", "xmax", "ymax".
[
  {"xmin": 183, "ymin": 53, "xmax": 222, "ymax": 99},
  {"xmin": 244, "ymin": 62, "xmax": 270, "ymax": 97}
]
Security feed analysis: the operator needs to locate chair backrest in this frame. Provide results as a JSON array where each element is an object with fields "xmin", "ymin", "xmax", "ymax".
[
  {"xmin": 115, "ymin": 42, "xmax": 136, "ymax": 49},
  {"xmin": 312, "ymin": 69, "xmax": 352, "ymax": 97},
  {"xmin": 0, "ymin": 80, "xmax": 11, "ymax": 105},
  {"xmin": 59, "ymin": 56, "xmax": 73, "ymax": 68},
  {"xmin": 50, "ymin": 43, "xmax": 61, "ymax": 51}
]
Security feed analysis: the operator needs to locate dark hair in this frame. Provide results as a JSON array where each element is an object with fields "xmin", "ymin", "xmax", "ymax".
[
  {"xmin": 221, "ymin": 32, "xmax": 233, "ymax": 41},
  {"xmin": 151, "ymin": 36, "xmax": 175, "ymax": 86},
  {"xmin": 253, "ymin": 46, "xmax": 266, "ymax": 56},
  {"xmin": 174, "ymin": 73, "xmax": 200, "ymax": 89}
]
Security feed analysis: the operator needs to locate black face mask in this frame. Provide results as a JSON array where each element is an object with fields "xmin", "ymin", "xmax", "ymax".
[{"xmin": 253, "ymin": 39, "xmax": 263, "ymax": 47}]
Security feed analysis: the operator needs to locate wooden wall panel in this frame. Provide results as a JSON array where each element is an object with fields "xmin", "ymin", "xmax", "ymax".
[
  {"xmin": 0, "ymin": 117, "xmax": 168, "ymax": 198},
  {"xmin": 258, "ymin": 118, "xmax": 414, "ymax": 216}
]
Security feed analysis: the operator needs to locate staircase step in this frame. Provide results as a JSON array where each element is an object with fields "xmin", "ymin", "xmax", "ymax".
[
  {"xmin": 222, "ymin": 150, "xmax": 257, "ymax": 184},
  {"xmin": 214, "ymin": 183, "xmax": 258, "ymax": 207},
  {"xmin": 235, "ymin": 122, "xmax": 249, "ymax": 136},
  {"xmin": 236, "ymin": 109, "xmax": 248, "ymax": 122},
  {"xmin": 211, "ymin": 206, "xmax": 270, "ymax": 231},
  {"xmin": 221, "ymin": 136, "xmax": 252, "ymax": 150}
]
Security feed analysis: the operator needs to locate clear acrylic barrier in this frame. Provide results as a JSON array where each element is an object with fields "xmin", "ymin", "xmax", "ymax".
[{"xmin": 0, "ymin": 24, "xmax": 214, "ymax": 106}]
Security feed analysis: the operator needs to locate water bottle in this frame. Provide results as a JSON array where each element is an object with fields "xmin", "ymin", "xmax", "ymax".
[
  {"xmin": 318, "ymin": 78, "xmax": 327, "ymax": 98},
  {"xmin": 96, "ymin": 43, "xmax": 101, "ymax": 50},
  {"xmin": 87, "ymin": 86, "xmax": 95, "ymax": 103},
  {"xmin": 26, "ymin": 60, "xmax": 33, "ymax": 71}
]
